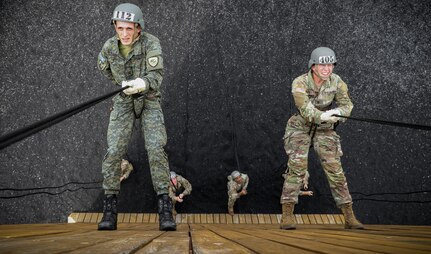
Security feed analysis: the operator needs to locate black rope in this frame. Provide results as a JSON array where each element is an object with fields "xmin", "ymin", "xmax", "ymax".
[
  {"xmin": 352, "ymin": 190, "xmax": 431, "ymax": 203},
  {"xmin": 314, "ymin": 191, "xmax": 431, "ymax": 204},
  {"xmin": 334, "ymin": 114, "xmax": 431, "ymax": 131},
  {"xmin": 351, "ymin": 190, "xmax": 430, "ymax": 196},
  {"xmin": 170, "ymin": 178, "xmax": 178, "ymax": 193},
  {"xmin": 229, "ymin": 108, "xmax": 241, "ymax": 172},
  {"xmin": 352, "ymin": 198, "xmax": 431, "ymax": 204},
  {"xmin": 0, "ymin": 187, "xmax": 101, "ymax": 199},
  {"xmin": 0, "ymin": 180, "xmax": 102, "ymax": 191},
  {"xmin": 0, "ymin": 180, "xmax": 102, "ymax": 199},
  {"xmin": 0, "ymin": 86, "xmax": 127, "ymax": 150}
]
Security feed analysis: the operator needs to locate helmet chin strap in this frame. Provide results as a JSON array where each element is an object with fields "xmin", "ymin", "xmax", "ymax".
[
  {"xmin": 311, "ymin": 66, "xmax": 329, "ymax": 83},
  {"xmin": 130, "ymin": 24, "xmax": 141, "ymax": 44},
  {"xmin": 131, "ymin": 33, "xmax": 140, "ymax": 45},
  {"xmin": 316, "ymin": 72, "xmax": 329, "ymax": 81}
]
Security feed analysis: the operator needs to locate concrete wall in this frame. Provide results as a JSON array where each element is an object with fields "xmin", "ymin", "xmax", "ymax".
[{"xmin": 0, "ymin": 0, "xmax": 430, "ymax": 224}]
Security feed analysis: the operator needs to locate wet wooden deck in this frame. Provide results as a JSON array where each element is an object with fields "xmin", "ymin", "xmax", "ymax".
[{"xmin": 1, "ymin": 213, "xmax": 430, "ymax": 253}]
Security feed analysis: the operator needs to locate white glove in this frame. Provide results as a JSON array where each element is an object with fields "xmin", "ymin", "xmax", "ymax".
[
  {"xmin": 320, "ymin": 109, "xmax": 341, "ymax": 123},
  {"xmin": 122, "ymin": 78, "xmax": 148, "ymax": 95}
]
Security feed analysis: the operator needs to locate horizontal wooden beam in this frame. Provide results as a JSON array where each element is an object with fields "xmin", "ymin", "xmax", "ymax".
[{"xmin": 68, "ymin": 213, "xmax": 345, "ymax": 224}]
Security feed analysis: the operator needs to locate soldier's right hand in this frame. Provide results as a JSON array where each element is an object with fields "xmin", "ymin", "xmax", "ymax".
[{"xmin": 121, "ymin": 80, "xmax": 133, "ymax": 94}]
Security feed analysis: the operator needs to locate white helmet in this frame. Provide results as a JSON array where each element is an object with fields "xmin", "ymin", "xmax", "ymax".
[
  {"xmin": 170, "ymin": 171, "xmax": 176, "ymax": 179},
  {"xmin": 231, "ymin": 170, "xmax": 241, "ymax": 179}
]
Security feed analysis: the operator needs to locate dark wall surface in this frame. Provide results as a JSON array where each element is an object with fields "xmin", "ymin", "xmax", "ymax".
[{"xmin": 0, "ymin": 0, "xmax": 430, "ymax": 225}]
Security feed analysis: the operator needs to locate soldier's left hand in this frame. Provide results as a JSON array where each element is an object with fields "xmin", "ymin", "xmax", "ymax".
[
  {"xmin": 320, "ymin": 109, "xmax": 340, "ymax": 123},
  {"xmin": 306, "ymin": 191, "xmax": 313, "ymax": 196},
  {"xmin": 123, "ymin": 78, "xmax": 148, "ymax": 95}
]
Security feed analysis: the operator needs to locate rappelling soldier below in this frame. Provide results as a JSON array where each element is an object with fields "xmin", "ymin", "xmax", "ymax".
[
  {"xmin": 120, "ymin": 159, "xmax": 133, "ymax": 182},
  {"xmin": 97, "ymin": 3, "xmax": 176, "ymax": 231},
  {"xmin": 227, "ymin": 170, "xmax": 249, "ymax": 216},
  {"xmin": 279, "ymin": 47, "xmax": 364, "ymax": 230},
  {"xmin": 168, "ymin": 171, "xmax": 192, "ymax": 216}
]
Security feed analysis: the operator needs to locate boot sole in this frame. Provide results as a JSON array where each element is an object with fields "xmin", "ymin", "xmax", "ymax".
[
  {"xmin": 97, "ymin": 226, "xmax": 117, "ymax": 230},
  {"xmin": 344, "ymin": 225, "xmax": 365, "ymax": 230},
  {"xmin": 280, "ymin": 225, "xmax": 296, "ymax": 230},
  {"xmin": 160, "ymin": 226, "xmax": 176, "ymax": 231}
]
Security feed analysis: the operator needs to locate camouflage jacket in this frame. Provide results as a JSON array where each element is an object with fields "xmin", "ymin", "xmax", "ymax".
[
  {"xmin": 286, "ymin": 70, "xmax": 353, "ymax": 132},
  {"xmin": 227, "ymin": 173, "xmax": 249, "ymax": 193},
  {"xmin": 97, "ymin": 32, "xmax": 164, "ymax": 100},
  {"xmin": 169, "ymin": 175, "xmax": 192, "ymax": 199}
]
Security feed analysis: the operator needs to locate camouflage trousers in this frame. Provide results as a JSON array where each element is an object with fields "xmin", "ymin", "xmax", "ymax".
[
  {"xmin": 280, "ymin": 129, "xmax": 352, "ymax": 207},
  {"xmin": 227, "ymin": 181, "xmax": 241, "ymax": 208},
  {"xmin": 102, "ymin": 94, "xmax": 170, "ymax": 196}
]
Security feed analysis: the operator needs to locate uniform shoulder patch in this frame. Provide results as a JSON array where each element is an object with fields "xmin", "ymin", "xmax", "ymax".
[
  {"xmin": 98, "ymin": 53, "xmax": 109, "ymax": 70},
  {"xmin": 146, "ymin": 50, "xmax": 163, "ymax": 70},
  {"xmin": 293, "ymin": 87, "xmax": 306, "ymax": 93},
  {"xmin": 148, "ymin": 56, "xmax": 158, "ymax": 67},
  {"xmin": 98, "ymin": 53, "xmax": 106, "ymax": 63}
]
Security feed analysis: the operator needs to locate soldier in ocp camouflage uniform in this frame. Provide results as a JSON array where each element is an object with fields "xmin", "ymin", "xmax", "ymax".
[
  {"xmin": 120, "ymin": 159, "xmax": 133, "ymax": 182},
  {"xmin": 97, "ymin": 3, "xmax": 176, "ymax": 231},
  {"xmin": 227, "ymin": 170, "xmax": 249, "ymax": 215},
  {"xmin": 283, "ymin": 170, "xmax": 313, "ymax": 196},
  {"xmin": 279, "ymin": 47, "xmax": 364, "ymax": 230},
  {"xmin": 168, "ymin": 171, "xmax": 192, "ymax": 216}
]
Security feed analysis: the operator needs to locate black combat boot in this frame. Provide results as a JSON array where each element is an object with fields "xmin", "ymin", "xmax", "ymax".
[
  {"xmin": 158, "ymin": 194, "xmax": 176, "ymax": 231},
  {"xmin": 97, "ymin": 194, "xmax": 118, "ymax": 230}
]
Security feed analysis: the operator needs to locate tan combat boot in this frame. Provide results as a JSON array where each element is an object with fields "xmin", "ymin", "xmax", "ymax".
[
  {"xmin": 340, "ymin": 203, "xmax": 364, "ymax": 229},
  {"xmin": 280, "ymin": 203, "xmax": 296, "ymax": 230}
]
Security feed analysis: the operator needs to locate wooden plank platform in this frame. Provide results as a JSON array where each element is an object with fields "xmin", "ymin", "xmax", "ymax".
[
  {"xmin": 0, "ymin": 223, "xmax": 430, "ymax": 253},
  {"xmin": 68, "ymin": 213, "xmax": 346, "ymax": 225}
]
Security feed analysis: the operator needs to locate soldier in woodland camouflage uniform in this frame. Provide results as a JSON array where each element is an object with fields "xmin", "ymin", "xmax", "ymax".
[
  {"xmin": 280, "ymin": 47, "xmax": 364, "ymax": 230},
  {"xmin": 227, "ymin": 170, "xmax": 249, "ymax": 215},
  {"xmin": 168, "ymin": 171, "xmax": 192, "ymax": 216},
  {"xmin": 97, "ymin": 3, "xmax": 175, "ymax": 231}
]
